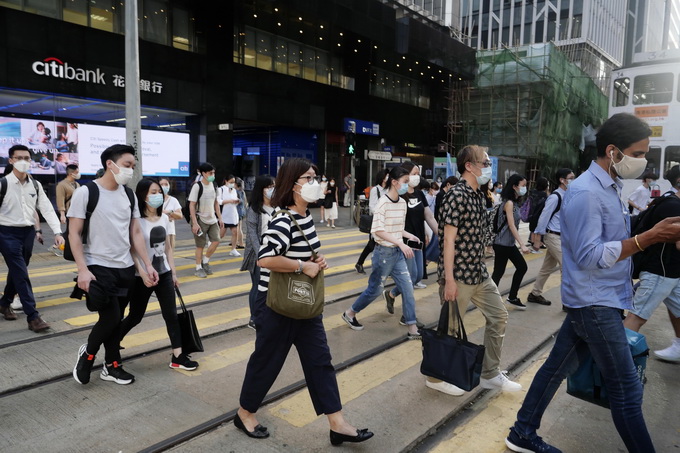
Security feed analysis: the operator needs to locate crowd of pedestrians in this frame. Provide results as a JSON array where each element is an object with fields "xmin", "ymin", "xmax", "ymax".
[{"xmin": 2, "ymin": 112, "xmax": 680, "ymax": 451}]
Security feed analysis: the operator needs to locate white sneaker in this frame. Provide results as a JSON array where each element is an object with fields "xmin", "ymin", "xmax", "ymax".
[
  {"xmin": 229, "ymin": 249, "xmax": 241, "ymax": 257},
  {"xmin": 480, "ymin": 372, "xmax": 522, "ymax": 392},
  {"xmin": 414, "ymin": 282, "xmax": 427, "ymax": 289},
  {"xmin": 653, "ymin": 343, "xmax": 680, "ymax": 363},
  {"xmin": 319, "ymin": 219, "xmax": 324, "ymax": 224},
  {"xmin": 11, "ymin": 295, "xmax": 22, "ymax": 310},
  {"xmin": 425, "ymin": 379, "xmax": 465, "ymax": 396}
]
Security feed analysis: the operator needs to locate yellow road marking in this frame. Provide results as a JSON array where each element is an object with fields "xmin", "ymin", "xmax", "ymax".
[{"xmin": 429, "ymin": 355, "xmax": 548, "ymax": 453}]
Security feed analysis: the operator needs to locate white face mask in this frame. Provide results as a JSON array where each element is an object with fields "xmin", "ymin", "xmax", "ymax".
[
  {"xmin": 408, "ymin": 174, "xmax": 420, "ymax": 188},
  {"xmin": 322, "ymin": 177, "xmax": 327, "ymax": 182},
  {"xmin": 518, "ymin": 186, "xmax": 527, "ymax": 196},
  {"xmin": 73, "ymin": 172, "xmax": 81, "ymax": 180},
  {"xmin": 264, "ymin": 187, "xmax": 274, "ymax": 199},
  {"xmin": 12, "ymin": 159, "xmax": 31, "ymax": 173},
  {"xmin": 475, "ymin": 166, "xmax": 492, "ymax": 185},
  {"xmin": 296, "ymin": 180, "xmax": 322, "ymax": 203},
  {"xmin": 111, "ymin": 161, "xmax": 134, "ymax": 185},
  {"xmin": 610, "ymin": 149, "xmax": 647, "ymax": 180},
  {"xmin": 227, "ymin": 183, "xmax": 235, "ymax": 189}
]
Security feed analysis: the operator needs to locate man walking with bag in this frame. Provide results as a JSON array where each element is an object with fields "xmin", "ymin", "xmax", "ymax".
[
  {"xmin": 506, "ymin": 113, "xmax": 680, "ymax": 453},
  {"xmin": 425, "ymin": 145, "xmax": 521, "ymax": 396}
]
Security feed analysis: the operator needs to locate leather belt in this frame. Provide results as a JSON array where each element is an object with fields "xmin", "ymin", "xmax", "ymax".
[{"xmin": 546, "ymin": 229, "xmax": 560, "ymax": 236}]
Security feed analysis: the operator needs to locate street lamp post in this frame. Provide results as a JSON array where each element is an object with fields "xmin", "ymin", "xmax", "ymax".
[{"xmin": 125, "ymin": 0, "xmax": 142, "ymax": 189}]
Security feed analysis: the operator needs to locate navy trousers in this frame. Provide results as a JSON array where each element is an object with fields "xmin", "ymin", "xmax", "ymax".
[
  {"xmin": 239, "ymin": 292, "xmax": 342, "ymax": 416},
  {"xmin": 0, "ymin": 226, "xmax": 39, "ymax": 321}
]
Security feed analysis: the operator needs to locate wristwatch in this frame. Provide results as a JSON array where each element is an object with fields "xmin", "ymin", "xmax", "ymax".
[
  {"xmin": 294, "ymin": 259, "xmax": 304, "ymax": 275},
  {"xmin": 35, "ymin": 229, "xmax": 42, "ymax": 234}
]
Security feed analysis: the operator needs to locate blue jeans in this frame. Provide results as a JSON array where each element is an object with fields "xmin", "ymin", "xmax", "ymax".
[
  {"xmin": 514, "ymin": 306, "xmax": 654, "ymax": 452},
  {"xmin": 351, "ymin": 245, "xmax": 417, "ymax": 324},
  {"xmin": 392, "ymin": 248, "xmax": 423, "ymax": 299},
  {"xmin": 0, "ymin": 226, "xmax": 39, "ymax": 321}
]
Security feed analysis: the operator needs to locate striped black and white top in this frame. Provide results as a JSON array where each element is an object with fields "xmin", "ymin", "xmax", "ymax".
[{"xmin": 257, "ymin": 208, "xmax": 320, "ymax": 292}]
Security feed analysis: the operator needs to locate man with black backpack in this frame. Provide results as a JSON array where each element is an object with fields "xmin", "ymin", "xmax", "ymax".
[
  {"xmin": 526, "ymin": 168, "xmax": 574, "ymax": 306},
  {"xmin": 68, "ymin": 144, "xmax": 159, "ymax": 385},
  {"xmin": 623, "ymin": 164, "xmax": 680, "ymax": 363},
  {"xmin": 0, "ymin": 145, "xmax": 64, "ymax": 332}
]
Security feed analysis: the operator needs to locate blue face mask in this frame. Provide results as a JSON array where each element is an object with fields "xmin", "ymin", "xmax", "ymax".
[
  {"xmin": 148, "ymin": 193, "xmax": 164, "ymax": 208},
  {"xmin": 397, "ymin": 182, "xmax": 409, "ymax": 195}
]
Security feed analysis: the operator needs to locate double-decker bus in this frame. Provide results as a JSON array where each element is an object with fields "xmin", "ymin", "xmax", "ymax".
[{"xmin": 609, "ymin": 49, "xmax": 680, "ymax": 200}]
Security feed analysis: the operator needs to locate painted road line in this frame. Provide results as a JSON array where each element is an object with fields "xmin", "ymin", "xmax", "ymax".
[{"xmin": 428, "ymin": 354, "xmax": 548, "ymax": 453}]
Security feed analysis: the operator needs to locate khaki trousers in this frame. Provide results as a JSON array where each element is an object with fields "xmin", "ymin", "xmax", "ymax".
[
  {"xmin": 427, "ymin": 277, "xmax": 508, "ymax": 381},
  {"xmin": 531, "ymin": 232, "xmax": 562, "ymax": 297}
]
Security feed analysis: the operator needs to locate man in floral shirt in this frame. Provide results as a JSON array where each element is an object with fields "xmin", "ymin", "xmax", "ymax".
[{"xmin": 424, "ymin": 145, "xmax": 521, "ymax": 397}]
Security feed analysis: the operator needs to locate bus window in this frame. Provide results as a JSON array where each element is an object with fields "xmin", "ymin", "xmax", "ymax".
[
  {"xmin": 665, "ymin": 146, "xmax": 680, "ymax": 173},
  {"xmin": 642, "ymin": 146, "xmax": 661, "ymax": 178},
  {"xmin": 613, "ymin": 77, "xmax": 630, "ymax": 107},
  {"xmin": 633, "ymin": 73, "xmax": 674, "ymax": 105}
]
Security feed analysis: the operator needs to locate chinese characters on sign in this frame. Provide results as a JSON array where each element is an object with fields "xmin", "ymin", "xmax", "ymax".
[{"xmin": 112, "ymin": 75, "xmax": 163, "ymax": 94}]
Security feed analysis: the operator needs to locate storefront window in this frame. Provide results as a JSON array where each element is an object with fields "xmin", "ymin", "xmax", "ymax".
[
  {"xmin": 90, "ymin": 0, "xmax": 115, "ymax": 33},
  {"xmin": 142, "ymin": 0, "xmax": 168, "ymax": 45},
  {"xmin": 0, "ymin": 0, "xmax": 22, "ymax": 11},
  {"xmin": 63, "ymin": 0, "xmax": 87, "ymax": 26},
  {"xmin": 370, "ymin": 67, "xmax": 430, "ymax": 108},
  {"xmin": 172, "ymin": 6, "xmax": 193, "ymax": 51},
  {"xmin": 256, "ymin": 32, "xmax": 273, "ymax": 71},
  {"xmin": 25, "ymin": 0, "xmax": 59, "ymax": 18},
  {"xmin": 274, "ymin": 37, "xmax": 288, "ymax": 75},
  {"xmin": 243, "ymin": 30, "xmax": 256, "ymax": 67}
]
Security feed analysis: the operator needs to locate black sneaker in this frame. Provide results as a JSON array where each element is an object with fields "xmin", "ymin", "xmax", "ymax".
[
  {"xmin": 527, "ymin": 293, "xmax": 552, "ymax": 306},
  {"xmin": 507, "ymin": 298, "xmax": 527, "ymax": 310},
  {"xmin": 355, "ymin": 263, "xmax": 366, "ymax": 274},
  {"xmin": 73, "ymin": 343, "xmax": 95, "ymax": 385},
  {"xmin": 100, "ymin": 361, "xmax": 134, "ymax": 385},
  {"xmin": 399, "ymin": 316, "xmax": 425, "ymax": 329},
  {"xmin": 170, "ymin": 353, "xmax": 199, "ymax": 371},
  {"xmin": 341, "ymin": 312, "xmax": 364, "ymax": 331},
  {"xmin": 505, "ymin": 426, "xmax": 562, "ymax": 452},
  {"xmin": 383, "ymin": 290, "xmax": 395, "ymax": 314},
  {"xmin": 247, "ymin": 319, "xmax": 256, "ymax": 330}
]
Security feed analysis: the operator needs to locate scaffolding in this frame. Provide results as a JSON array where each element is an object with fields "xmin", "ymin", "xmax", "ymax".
[{"xmin": 447, "ymin": 43, "xmax": 609, "ymax": 183}]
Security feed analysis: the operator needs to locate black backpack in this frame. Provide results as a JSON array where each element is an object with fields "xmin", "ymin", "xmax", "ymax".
[
  {"xmin": 630, "ymin": 191, "xmax": 676, "ymax": 279},
  {"xmin": 529, "ymin": 192, "xmax": 562, "ymax": 232},
  {"xmin": 182, "ymin": 180, "xmax": 204, "ymax": 223},
  {"xmin": 63, "ymin": 182, "xmax": 136, "ymax": 261}
]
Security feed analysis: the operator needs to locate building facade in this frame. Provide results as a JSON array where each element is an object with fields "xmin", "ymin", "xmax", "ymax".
[{"xmin": 0, "ymin": 0, "xmax": 475, "ymax": 195}]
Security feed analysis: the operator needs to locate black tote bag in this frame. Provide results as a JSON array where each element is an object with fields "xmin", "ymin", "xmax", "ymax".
[
  {"xmin": 176, "ymin": 287, "xmax": 204, "ymax": 354},
  {"xmin": 420, "ymin": 299, "xmax": 485, "ymax": 391}
]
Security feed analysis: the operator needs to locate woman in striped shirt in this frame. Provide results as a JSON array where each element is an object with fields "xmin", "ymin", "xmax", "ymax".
[
  {"xmin": 342, "ymin": 166, "xmax": 423, "ymax": 339},
  {"xmin": 235, "ymin": 158, "xmax": 373, "ymax": 446}
]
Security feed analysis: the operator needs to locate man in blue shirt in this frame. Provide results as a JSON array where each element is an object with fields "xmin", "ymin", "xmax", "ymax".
[
  {"xmin": 527, "ymin": 168, "xmax": 574, "ymax": 306},
  {"xmin": 506, "ymin": 113, "xmax": 680, "ymax": 453}
]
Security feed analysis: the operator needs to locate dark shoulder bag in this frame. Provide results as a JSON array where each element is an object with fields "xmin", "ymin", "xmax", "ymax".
[
  {"xmin": 266, "ymin": 210, "xmax": 325, "ymax": 319},
  {"xmin": 358, "ymin": 186, "xmax": 377, "ymax": 234},
  {"xmin": 420, "ymin": 299, "xmax": 485, "ymax": 391}
]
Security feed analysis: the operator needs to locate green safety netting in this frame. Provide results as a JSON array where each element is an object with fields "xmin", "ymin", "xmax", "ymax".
[{"xmin": 458, "ymin": 43, "xmax": 608, "ymax": 179}]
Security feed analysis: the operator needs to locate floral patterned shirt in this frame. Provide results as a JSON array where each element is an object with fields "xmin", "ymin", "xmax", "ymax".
[{"xmin": 437, "ymin": 179, "xmax": 491, "ymax": 285}]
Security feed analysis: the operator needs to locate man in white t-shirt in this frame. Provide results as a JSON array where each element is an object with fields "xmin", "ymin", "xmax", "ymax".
[
  {"xmin": 68, "ymin": 144, "xmax": 158, "ymax": 386},
  {"xmin": 188, "ymin": 162, "xmax": 223, "ymax": 278},
  {"xmin": 627, "ymin": 171, "xmax": 656, "ymax": 215}
]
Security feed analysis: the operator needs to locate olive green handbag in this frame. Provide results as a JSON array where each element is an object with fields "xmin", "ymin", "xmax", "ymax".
[{"xmin": 266, "ymin": 210, "xmax": 325, "ymax": 319}]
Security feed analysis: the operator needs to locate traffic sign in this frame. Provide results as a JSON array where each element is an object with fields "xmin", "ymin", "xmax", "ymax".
[{"xmin": 367, "ymin": 150, "xmax": 392, "ymax": 161}]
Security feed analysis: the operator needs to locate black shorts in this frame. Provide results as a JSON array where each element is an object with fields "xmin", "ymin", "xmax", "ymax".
[{"xmin": 223, "ymin": 223, "xmax": 238, "ymax": 228}]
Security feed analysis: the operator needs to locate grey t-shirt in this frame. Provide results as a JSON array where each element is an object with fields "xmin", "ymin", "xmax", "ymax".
[{"xmin": 67, "ymin": 182, "xmax": 140, "ymax": 268}]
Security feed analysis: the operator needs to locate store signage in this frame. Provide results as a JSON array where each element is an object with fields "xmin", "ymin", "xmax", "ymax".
[
  {"xmin": 367, "ymin": 150, "xmax": 392, "ymax": 161},
  {"xmin": 31, "ymin": 57, "xmax": 163, "ymax": 94},
  {"xmin": 343, "ymin": 118, "xmax": 379, "ymax": 136}
]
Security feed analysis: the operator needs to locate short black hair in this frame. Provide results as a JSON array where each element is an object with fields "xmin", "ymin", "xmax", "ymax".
[
  {"xmin": 100, "ymin": 144, "xmax": 135, "ymax": 168},
  {"xmin": 386, "ymin": 165, "xmax": 410, "ymax": 190},
  {"xmin": 445, "ymin": 176, "xmax": 459, "ymax": 187},
  {"xmin": 374, "ymin": 168, "xmax": 388, "ymax": 186},
  {"xmin": 555, "ymin": 168, "xmax": 573, "ymax": 181},
  {"xmin": 9, "ymin": 144, "xmax": 30, "ymax": 157},
  {"xmin": 665, "ymin": 165, "xmax": 680, "ymax": 188},
  {"xmin": 535, "ymin": 177, "xmax": 549, "ymax": 192},
  {"xmin": 501, "ymin": 173, "xmax": 526, "ymax": 201},
  {"xmin": 641, "ymin": 171, "xmax": 658, "ymax": 181},
  {"xmin": 596, "ymin": 113, "xmax": 652, "ymax": 157},
  {"xmin": 66, "ymin": 164, "xmax": 79, "ymax": 173},
  {"xmin": 197, "ymin": 162, "xmax": 214, "ymax": 174}
]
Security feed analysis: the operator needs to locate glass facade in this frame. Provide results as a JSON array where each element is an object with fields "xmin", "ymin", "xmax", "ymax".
[
  {"xmin": 0, "ymin": 0, "xmax": 197, "ymax": 52},
  {"xmin": 234, "ymin": 26, "xmax": 354, "ymax": 90},
  {"xmin": 370, "ymin": 67, "xmax": 430, "ymax": 109}
]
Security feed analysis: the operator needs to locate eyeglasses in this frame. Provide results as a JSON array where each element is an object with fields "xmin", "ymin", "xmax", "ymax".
[
  {"xmin": 475, "ymin": 160, "xmax": 492, "ymax": 168},
  {"xmin": 12, "ymin": 156, "xmax": 32, "ymax": 161},
  {"xmin": 298, "ymin": 175, "xmax": 315, "ymax": 184}
]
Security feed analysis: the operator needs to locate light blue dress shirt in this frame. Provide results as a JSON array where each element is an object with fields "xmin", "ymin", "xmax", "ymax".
[
  {"xmin": 534, "ymin": 187, "xmax": 566, "ymax": 235},
  {"xmin": 561, "ymin": 161, "xmax": 632, "ymax": 309}
]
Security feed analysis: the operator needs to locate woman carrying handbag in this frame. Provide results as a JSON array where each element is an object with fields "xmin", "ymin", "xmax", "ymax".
[{"xmin": 235, "ymin": 158, "xmax": 373, "ymax": 446}]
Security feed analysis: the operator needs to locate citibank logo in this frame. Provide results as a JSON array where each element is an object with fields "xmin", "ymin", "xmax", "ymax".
[{"xmin": 32, "ymin": 57, "xmax": 105, "ymax": 85}]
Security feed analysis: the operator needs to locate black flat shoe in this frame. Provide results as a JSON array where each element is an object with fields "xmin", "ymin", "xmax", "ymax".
[
  {"xmin": 330, "ymin": 428, "xmax": 374, "ymax": 446},
  {"xmin": 355, "ymin": 263, "xmax": 365, "ymax": 274},
  {"xmin": 234, "ymin": 413, "xmax": 269, "ymax": 439}
]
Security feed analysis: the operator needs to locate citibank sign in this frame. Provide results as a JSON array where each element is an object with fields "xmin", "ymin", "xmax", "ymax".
[{"xmin": 32, "ymin": 57, "xmax": 105, "ymax": 85}]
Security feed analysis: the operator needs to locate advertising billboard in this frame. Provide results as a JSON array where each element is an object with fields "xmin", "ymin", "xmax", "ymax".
[{"xmin": 0, "ymin": 116, "xmax": 189, "ymax": 177}]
